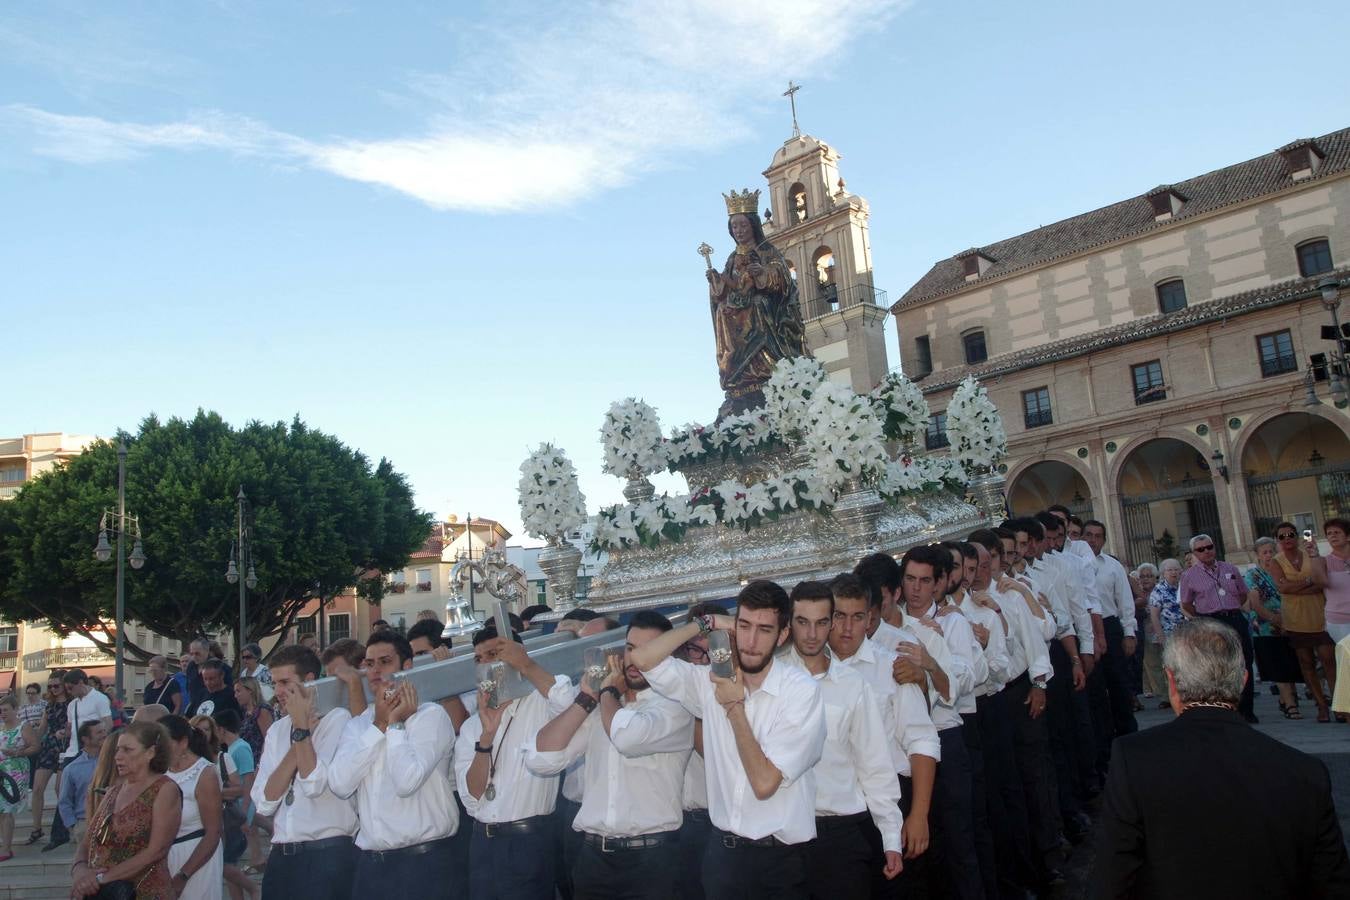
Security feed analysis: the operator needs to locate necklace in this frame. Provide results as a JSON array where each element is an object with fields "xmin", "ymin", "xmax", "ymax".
[
  {"xmin": 484, "ymin": 710, "xmax": 516, "ymax": 803},
  {"xmin": 1182, "ymin": 700, "xmax": 1236, "ymax": 712}
]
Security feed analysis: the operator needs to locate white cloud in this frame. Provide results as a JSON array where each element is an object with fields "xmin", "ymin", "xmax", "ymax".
[{"xmin": 4, "ymin": 1, "xmax": 907, "ymax": 212}]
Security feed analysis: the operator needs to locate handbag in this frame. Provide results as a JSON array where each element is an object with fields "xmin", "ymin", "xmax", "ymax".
[
  {"xmin": 217, "ymin": 755, "xmax": 249, "ymax": 861},
  {"xmin": 92, "ymin": 881, "xmax": 137, "ymax": 900}
]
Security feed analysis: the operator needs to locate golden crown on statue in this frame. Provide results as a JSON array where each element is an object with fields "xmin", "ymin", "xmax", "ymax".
[{"xmin": 722, "ymin": 188, "xmax": 760, "ymax": 217}]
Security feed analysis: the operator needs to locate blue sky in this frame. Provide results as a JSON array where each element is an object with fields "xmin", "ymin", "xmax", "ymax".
[{"xmin": 5, "ymin": 1, "xmax": 1349, "ymax": 542}]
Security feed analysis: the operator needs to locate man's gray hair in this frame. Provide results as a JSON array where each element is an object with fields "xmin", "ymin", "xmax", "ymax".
[
  {"xmin": 1253, "ymin": 536, "xmax": 1277, "ymax": 552},
  {"xmin": 1162, "ymin": 618, "xmax": 1245, "ymax": 704},
  {"xmin": 1188, "ymin": 534, "xmax": 1214, "ymax": 551}
]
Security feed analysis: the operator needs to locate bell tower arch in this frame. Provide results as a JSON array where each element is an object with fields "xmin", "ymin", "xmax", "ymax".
[{"xmin": 762, "ymin": 134, "xmax": 889, "ymax": 392}]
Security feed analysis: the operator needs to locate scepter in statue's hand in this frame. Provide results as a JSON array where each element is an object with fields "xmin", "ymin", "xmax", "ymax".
[{"xmin": 698, "ymin": 242, "xmax": 714, "ymax": 271}]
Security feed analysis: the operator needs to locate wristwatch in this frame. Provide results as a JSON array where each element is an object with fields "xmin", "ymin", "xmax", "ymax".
[
  {"xmin": 388, "ymin": 722, "xmax": 406, "ymax": 731},
  {"xmin": 290, "ymin": 728, "xmax": 312, "ymax": 743},
  {"xmin": 573, "ymin": 693, "xmax": 599, "ymax": 714},
  {"xmin": 473, "ymin": 741, "xmax": 492, "ymax": 753},
  {"xmin": 95, "ymin": 874, "xmax": 105, "ymax": 886},
  {"xmin": 1031, "ymin": 680, "xmax": 1047, "ymax": 691},
  {"xmin": 695, "ymin": 615, "xmax": 714, "ymax": 636},
  {"xmin": 599, "ymin": 686, "xmax": 622, "ymax": 703}
]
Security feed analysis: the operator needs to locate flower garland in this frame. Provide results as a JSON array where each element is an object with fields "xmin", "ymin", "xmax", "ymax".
[
  {"xmin": 518, "ymin": 444, "xmax": 588, "ymax": 540},
  {"xmin": 946, "ymin": 375, "xmax": 1007, "ymax": 474},
  {"xmin": 599, "ymin": 398, "xmax": 666, "ymax": 476},
  {"xmin": 662, "ymin": 411, "xmax": 779, "ymax": 469},
  {"xmin": 870, "ymin": 371, "xmax": 930, "ymax": 447}
]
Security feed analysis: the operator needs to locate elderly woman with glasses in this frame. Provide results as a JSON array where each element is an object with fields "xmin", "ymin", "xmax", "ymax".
[
  {"xmin": 1262, "ymin": 521, "xmax": 1336, "ymax": 722},
  {"xmin": 1246, "ymin": 536, "xmax": 1301, "ymax": 718},
  {"xmin": 1146, "ymin": 560, "xmax": 1184, "ymax": 708}
]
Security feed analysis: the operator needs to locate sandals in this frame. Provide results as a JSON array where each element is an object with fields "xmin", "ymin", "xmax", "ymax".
[
  {"xmin": 22, "ymin": 829, "xmax": 44, "ymax": 846},
  {"xmin": 1282, "ymin": 703, "xmax": 1303, "ymax": 719},
  {"xmin": 1317, "ymin": 705, "xmax": 1331, "ymax": 723}
]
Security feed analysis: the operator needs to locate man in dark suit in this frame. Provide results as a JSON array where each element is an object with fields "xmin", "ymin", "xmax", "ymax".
[{"xmin": 1093, "ymin": 617, "xmax": 1350, "ymax": 899}]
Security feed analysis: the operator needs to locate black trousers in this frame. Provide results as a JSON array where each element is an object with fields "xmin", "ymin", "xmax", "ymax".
[
  {"xmin": 895, "ymin": 774, "xmax": 930, "ymax": 900},
  {"xmin": 556, "ymin": 797, "xmax": 583, "ymax": 900},
  {"xmin": 1005, "ymin": 673, "xmax": 1059, "ymax": 866},
  {"xmin": 701, "ymin": 832, "xmax": 807, "ymax": 900},
  {"xmin": 676, "ymin": 811, "xmax": 711, "ymax": 900},
  {"xmin": 978, "ymin": 690, "xmax": 1039, "ymax": 898},
  {"xmin": 572, "ymin": 834, "xmax": 681, "ymax": 900},
  {"xmin": 469, "ymin": 823, "xmax": 556, "ymax": 900},
  {"xmin": 807, "ymin": 813, "xmax": 873, "ymax": 900},
  {"xmin": 261, "ymin": 837, "xmax": 358, "ymax": 900},
  {"xmin": 931, "ymin": 725, "xmax": 984, "ymax": 900},
  {"xmin": 1202, "ymin": 609, "xmax": 1256, "ymax": 717},
  {"xmin": 353, "ymin": 835, "xmax": 457, "ymax": 896},
  {"xmin": 1089, "ymin": 615, "xmax": 1139, "ymax": 772},
  {"xmin": 1045, "ymin": 640, "xmax": 1082, "ymax": 820},
  {"xmin": 961, "ymin": 710, "xmax": 998, "ymax": 900},
  {"xmin": 447, "ymin": 793, "xmax": 471, "ymax": 899}
]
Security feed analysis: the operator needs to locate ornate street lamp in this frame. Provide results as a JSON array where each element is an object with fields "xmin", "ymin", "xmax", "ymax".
[
  {"xmin": 91, "ymin": 441, "xmax": 145, "ymax": 700},
  {"xmin": 224, "ymin": 486, "xmax": 258, "ymax": 660}
]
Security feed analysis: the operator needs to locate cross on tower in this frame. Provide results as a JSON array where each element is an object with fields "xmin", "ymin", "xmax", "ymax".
[{"xmin": 783, "ymin": 81, "xmax": 802, "ymax": 137}]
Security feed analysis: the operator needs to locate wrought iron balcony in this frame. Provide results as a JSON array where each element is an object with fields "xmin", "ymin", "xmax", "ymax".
[
  {"xmin": 23, "ymin": 645, "xmax": 113, "ymax": 671},
  {"xmin": 803, "ymin": 282, "xmax": 888, "ymax": 322}
]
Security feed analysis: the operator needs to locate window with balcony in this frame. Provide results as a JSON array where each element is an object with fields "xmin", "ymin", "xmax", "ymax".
[
  {"xmin": 328, "ymin": 613, "xmax": 351, "ymax": 644},
  {"xmin": 296, "ymin": 616, "xmax": 316, "ymax": 638},
  {"xmin": 415, "ymin": 568, "xmax": 433, "ymax": 592},
  {"xmin": 388, "ymin": 570, "xmax": 407, "ymax": 593},
  {"xmin": 1132, "ymin": 360, "xmax": 1166, "ymax": 405},
  {"xmin": 0, "ymin": 468, "xmax": 23, "ymax": 483},
  {"xmin": 1156, "ymin": 279, "xmax": 1187, "ymax": 313},
  {"xmin": 1257, "ymin": 330, "xmax": 1298, "ymax": 377},
  {"xmin": 0, "ymin": 626, "xmax": 16, "ymax": 653},
  {"xmin": 962, "ymin": 329, "xmax": 988, "ymax": 365},
  {"xmin": 926, "ymin": 412, "xmax": 950, "ymax": 450},
  {"xmin": 1298, "ymin": 239, "xmax": 1334, "ymax": 277},
  {"xmin": 1022, "ymin": 387, "xmax": 1053, "ymax": 428}
]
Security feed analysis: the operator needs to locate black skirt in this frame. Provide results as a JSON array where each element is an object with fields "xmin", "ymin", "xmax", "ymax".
[{"xmin": 1253, "ymin": 635, "xmax": 1302, "ymax": 683}]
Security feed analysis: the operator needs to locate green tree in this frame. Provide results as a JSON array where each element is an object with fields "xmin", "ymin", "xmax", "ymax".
[{"xmin": 0, "ymin": 411, "xmax": 431, "ymax": 660}]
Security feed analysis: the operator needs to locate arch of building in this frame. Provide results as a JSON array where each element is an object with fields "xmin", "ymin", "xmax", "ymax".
[
  {"xmin": 1109, "ymin": 430, "xmax": 1224, "ymax": 565},
  {"xmin": 1005, "ymin": 455, "xmax": 1096, "ymax": 518}
]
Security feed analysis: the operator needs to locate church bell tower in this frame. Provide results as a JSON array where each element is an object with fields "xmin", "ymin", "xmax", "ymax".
[{"xmin": 761, "ymin": 133, "xmax": 890, "ymax": 393}]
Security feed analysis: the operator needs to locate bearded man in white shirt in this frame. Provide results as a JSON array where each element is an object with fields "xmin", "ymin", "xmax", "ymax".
[
  {"xmin": 251, "ymin": 644, "xmax": 358, "ymax": 899},
  {"xmin": 329, "ymin": 630, "xmax": 460, "ymax": 893},
  {"xmin": 826, "ymin": 572, "xmax": 940, "ymax": 900},
  {"xmin": 455, "ymin": 626, "xmax": 579, "ymax": 900},
  {"xmin": 525, "ymin": 610, "xmax": 694, "ymax": 900},
  {"xmin": 633, "ymin": 580, "xmax": 827, "ymax": 900},
  {"xmin": 781, "ymin": 581, "xmax": 902, "ymax": 900}
]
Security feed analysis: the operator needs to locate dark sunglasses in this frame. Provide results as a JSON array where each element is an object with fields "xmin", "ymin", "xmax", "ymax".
[
  {"xmin": 240, "ymin": 654, "xmax": 256, "ymax": 660},
  {"xmin": 1276, "ymin": 533, "xmax": 1297, "ymax": 540},
  {"xmin": 1193, "ymin": 544, "xmax": 1216, "ymax": 552}
]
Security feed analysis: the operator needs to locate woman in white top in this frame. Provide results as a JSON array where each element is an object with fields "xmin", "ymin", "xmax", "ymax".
[{"xmin": 163, "ymin": 715, "xmax": 224, "ymax": 899}]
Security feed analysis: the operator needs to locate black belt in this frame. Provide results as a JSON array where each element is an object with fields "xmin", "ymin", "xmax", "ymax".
[
  {"xmin": 582, "ymin": 830, "xmax": 677, "ymax": 852},
  {"xmin": 172, "ymin": 828, "xmax": 206, "ymax": 845},
  {"xmin": 276, "ymin": 835, "xmax": 354, "ymax": 856},
  {"xmin": 474, "ymin": 815, "xmax": 551, "ymax": 838},
  {"xmin": 713, "ymin": 828, "xmax": 785, "ymax": 849},
  {"xmin": 360, "ymin": 834, "xmax": 455, "ymax": 860},
  {"xmin": 814, "ymin": 811, "xmax": 869, "ymax": 832},
  {"xmin": 1006, "ymin": 671, "xmax": 1031, "ymax": 690}
]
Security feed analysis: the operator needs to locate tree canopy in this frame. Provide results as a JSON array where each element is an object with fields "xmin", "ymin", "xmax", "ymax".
[{"xmin": 0, "ymin": 411, "xmax": 431, "ymax": 659}]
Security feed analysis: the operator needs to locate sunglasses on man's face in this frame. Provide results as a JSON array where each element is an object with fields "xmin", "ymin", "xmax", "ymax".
[
  {"xmin": 241, "ymin": 654, "xmax": 256, "ymax": 661},
  {"xmin": 1194, "ymin": 544, "xmax": 1216, "ymax": 552},
  {"xmin": 1276, "ymin": 533, "xmax": 1297, "ymax": 540}
]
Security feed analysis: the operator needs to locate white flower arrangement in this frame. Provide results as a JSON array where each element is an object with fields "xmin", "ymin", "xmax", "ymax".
[
  {"xmin": 662, "ymin": 412, "xmax": 777, "ymax": 469},
  {"xmin": 763, "ymin": 355, "xmax": 828, "ymax": 441},
  {"xmin": 517, "ymin": 444, "xmax": 588, "ymax": 540},
  {"xmin": 802, "ymin": 379, "xmax": 889, "ymax": 489},
  {"xmin": 945, "ymin": 376, "xmax": 1007, "ymax": 474},
  {"xmin": 600, "ymin": 398, "xmax": 666, "ymax": 476},
  {"xmin": 870, "ymin": 371, "xmax": 930, "ymax": 447}
]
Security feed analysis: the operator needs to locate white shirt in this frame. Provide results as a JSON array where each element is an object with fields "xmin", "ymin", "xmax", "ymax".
[
  {"xmin": 992, "ymin": 583, "xmax": 1054, "ymax": 684},
  {"xmin": 524, "ymin": 688, "xmax": 693, "ymax": 838},
  {"xmin": 1057, "ymin": 546, "xmax": 1103, "ymax": 614},
  {"xmin": 683, "ymin": 750, "xmax": 708, "ymax": 811},
  {"xmin": 251, "ymin": 709, "xmax": 358, "ymax": 842},
  {"xmin": 957, "ymin": 592, "xmax": 1011, "ymax": 695},
  {"xmin": 1092, "ymin": 552, "xmax": 1137, "ymax": 636},
  {"xmin": 931, "ymin": 601, "xmax": 987, "ymax": 718},
  {"xmin": 780, "ymin": 648, "xmax": 904, "ymax": 854},
  {"xmin": 1045, "ymin": 550, "xmax": 1100, "ymax": 651},
  {"xmin": 64, "ymin": 690, "xmax": 112, "ymax": 759},
  {"xmin": 876, "ymin": 615, "xmax": 959, "ymax": 710},
  {"xmin": 832, "ymin": 637, "xmax": 940, "ymax": 775},
  {"xmin": 646, "ymin": 656, "xmax": 825, "ymax": 844},
  {"xmin": 240, "ymin": 663, "xmax": 274, "ymax": 703},
  {"xmin": 455, "ymin": 675, "xmax": 575, "ymax": 824},
  {"xmin": 329, "ymin": 702, "xmax": 458, "ymax": 850}
]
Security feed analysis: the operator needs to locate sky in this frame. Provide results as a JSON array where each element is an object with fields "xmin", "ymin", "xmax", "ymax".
[{"xmin": 5, "ymin": 1, "xmax": 1350, "ymax": 544}]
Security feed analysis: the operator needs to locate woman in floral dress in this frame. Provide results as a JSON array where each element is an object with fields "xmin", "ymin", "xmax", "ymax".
[
  {"xmin": 0, "ymin": 693, "xmax": 37, "ymax": 862},
  {"xmin": 1147, "ymin": 559, "xmax": 1185, "ymax": 708},
  {"xmin": 1246, "ymin": 536, "xmax": 1301, "ymax": 717}
]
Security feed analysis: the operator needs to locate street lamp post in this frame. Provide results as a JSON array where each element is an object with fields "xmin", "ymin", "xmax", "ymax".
[
  {"xmin": 92, "ymin": 441, "xmax": 146, "ymax": 702},
  {"xmin": 1319, "ymin": 276, "xmax": 1347, "ymax": 400},
  {"xmin": 224, "ymin": 486, "xmax": 257, "ymax": 660}
]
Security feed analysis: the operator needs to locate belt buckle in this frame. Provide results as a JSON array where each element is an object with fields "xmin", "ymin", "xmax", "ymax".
[
  {"xmin": 281, "ymin": 843, "xmax": 300, "ymax": 857},
  {"xmin": 600, "ymin": 835, "xmax": 616, "ymax": 853},
  {"xmin": 483, "ymin": 823, "xmax": 496, "ymax": 839},
  {"xmin": 722, "ymin": 834, "xmax": 737, "ymax": 849}
]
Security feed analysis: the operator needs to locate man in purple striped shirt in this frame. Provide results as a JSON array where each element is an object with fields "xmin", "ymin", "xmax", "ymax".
[{"xmin": 1178, "ymin": 534, "xmax": 1258, "ymax": 721}]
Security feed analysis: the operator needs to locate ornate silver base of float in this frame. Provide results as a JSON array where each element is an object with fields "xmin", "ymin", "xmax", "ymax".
[
  {"xmin": 578, "ymin": 450, "xmax": 988, "ymax": 615},
  {"xmin": 538, "ymin": 539, "xmax": 584, "ymax": 611}
]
